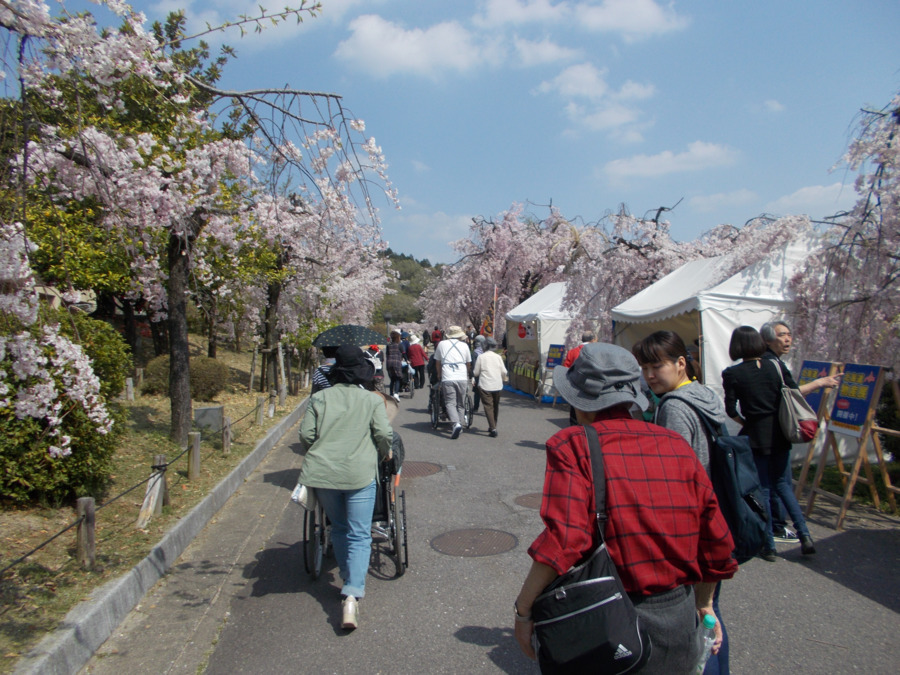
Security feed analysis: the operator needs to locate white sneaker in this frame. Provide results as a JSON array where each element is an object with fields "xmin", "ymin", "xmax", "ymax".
[
  {"xmin": 451, "ymin": 424, "xmax": 463, "ymax": 440},
  {"xmin": 392, "ymin": 393, "xmax": 401, "ymax": 402},
  {"xmin": 341, "ymin": 595, "xmax": 359, "ymax": 629}
]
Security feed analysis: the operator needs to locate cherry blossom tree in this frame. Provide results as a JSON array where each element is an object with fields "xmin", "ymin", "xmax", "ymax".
[
  {"xmin": 418, "ymin": 203, "xmax": 577, "ymax": 333},
  {"xmin": 2, "ymin": 1, "xmax": 396, "ymax": 444},
  {"xmin": 791, "ymin": 90, "xmax": 900, "ymax": 370},
  {"xmin": 561, "ymin": 208, "xmax": 811, "ymax": 343}
]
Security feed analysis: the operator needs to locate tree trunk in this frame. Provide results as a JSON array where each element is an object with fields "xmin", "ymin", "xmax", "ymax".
[
  {"xmin": 207, "ymin": 300, "xmax": 217, "ymax": 359},
  {"xmin": 122, "ymin": 298, "xmax": 137, "ymax": 357},
  {"xmin": 264, "ymin": 280, "xmax": 281, "ymax": 395},
  {"xmin": 168, "ymin": 229, "xmax": 193, "ymax": 446},
  {"xmin": 150, "ymin": 319, "xmax": 168, "ymax": 356}
]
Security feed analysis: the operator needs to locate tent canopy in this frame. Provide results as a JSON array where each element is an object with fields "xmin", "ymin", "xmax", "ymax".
[
  {"xmin": 506, "ymin": 282, "xmax": 572, "ymax": 322},
  {"xmin": 505, "ymin": 282, "xmax": 574, "ymax": 399},
  {"xmin": 611, "ymin": 231, "xmax": 821, "ymax": 397}
]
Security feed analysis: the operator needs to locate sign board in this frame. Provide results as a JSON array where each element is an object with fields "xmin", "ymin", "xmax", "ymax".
[
  {"xmin": 827, "ymin": 363, "xmax": 881, "ymax": 438},
  {"xmin": 797, "ymin": 360, "xmax": 834, "ymax": 412},
  {"xmin": 546, "ymin": 344, "xmax": 565, "ymax": 368}
]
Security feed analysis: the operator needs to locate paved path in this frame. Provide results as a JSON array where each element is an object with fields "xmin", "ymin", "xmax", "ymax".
[{"xmin": 81, "ymin": 389, "xmax": 900, "ymax": 674}]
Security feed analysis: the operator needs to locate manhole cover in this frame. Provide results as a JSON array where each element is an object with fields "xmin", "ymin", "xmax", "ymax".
[
  {"xmin": 401, "ymin": 461, "xmax": 442, "ymax": 478},
  {"xmin": 430, "ymin": 528, "xmax": 518, "ymax": 557},
  {"xmin": 514, "ymin": 493, "xmax": 543, "ymax": 510}
]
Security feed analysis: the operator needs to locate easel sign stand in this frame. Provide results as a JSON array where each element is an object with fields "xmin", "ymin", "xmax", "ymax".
[
  {"xmin": 794, "ymin": 360, "xmax": 842, "ymax": 500},
  {"xmin": 805, "ymin": 363, "xmax": 898, "ymax": 529}
]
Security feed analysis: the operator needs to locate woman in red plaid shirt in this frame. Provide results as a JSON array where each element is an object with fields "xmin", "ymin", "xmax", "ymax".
[{"xmin": 514, "ymin": 343, "xmax": 737, "ymax": 674}]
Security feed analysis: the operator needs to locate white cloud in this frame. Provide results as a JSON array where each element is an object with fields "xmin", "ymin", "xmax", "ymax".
[
  {"xmin": 604, "ymin": 141, "xmax": 738, "ymax": 179},
  {"xmin": 569, "ymin": 101, "xmax": 639, "ymax": 131},
  {"xmin": 575, "ymin": 0, "xmax": 690, "ymax": 41},
  {"xmin": 764, "ymin": 183, "xmax": 856, "ymax": 218},
  {"xmin": 537, "ymin": 62, "xmax": 610, "ymax": 99},
  {"xmin": 763, "ymin": 99, "xmax": 785, "ymax": 113},
  {"xmin": 474, "ymin": 0, "xmax": 570, "ymax": 27},
  {"xmin": 334, "ymin": 15, "xmax": 501, "ymax": 77},
  {"xmin": 513, "ymin": 36, "xmax": 580, "ymax": 66},
  {"xmin": 537, "ymin": 63, "xmax": 655, "ymax": 136},
  {"xmin": 690, "ymin": 189, "xmax": 758, "ymax": 213},
  {"xmin": 411, "ymin": 159, "xmax": 431, "ymax": 173}
]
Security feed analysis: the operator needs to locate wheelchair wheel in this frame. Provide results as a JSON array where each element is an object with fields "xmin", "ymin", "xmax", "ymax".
[
  {"xmin": 303, "ymin": 503, "xmax": 328, "ymax": 579},
  {"xmin": 430, "ymin": 388, "xmax": 440, "ymax": 429},
  {"xmin": 390, "ymin": 479, "xmax": 407, "ymax": 577},
  {"xmin": 463, "ymin": 392, "xmax": 473, "ymax": 428},
  {"xmin": 406, "ymin": 378, "xmax": 415, "ymax": 399}
]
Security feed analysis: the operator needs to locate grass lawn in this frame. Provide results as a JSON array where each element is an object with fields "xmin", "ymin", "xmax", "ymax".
[{"xmin": 0, "ymin": 335, "xmax": 308, "ymax": 673}]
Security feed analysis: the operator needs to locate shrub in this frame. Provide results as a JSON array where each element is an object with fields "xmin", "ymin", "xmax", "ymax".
[
  {"xmin": 0, "ymin": 309, "xmax": 126, "ymax": 506},
  {"xmin": 0, "ymin": 404, "xmax": 125, "ymax": 507},
  {"xmin": 141, "ymin": 354, "xmax": 230, "ymax": 401},
  {"xmin": 141, "ymin": 354, "xmax": 170, "ymax": 396},
  {"xmin": 191, "ymin": 356, "xmax": 230, "ymax": 401},
  {"xmin": 50, "ymin": 307, "xmax": 132, "ymax": 401}
]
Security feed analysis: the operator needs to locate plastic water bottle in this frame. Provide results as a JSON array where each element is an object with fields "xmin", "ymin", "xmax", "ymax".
[{"xmin": 695, "ymin": 614, "xmax": 717, "ymax": 673}]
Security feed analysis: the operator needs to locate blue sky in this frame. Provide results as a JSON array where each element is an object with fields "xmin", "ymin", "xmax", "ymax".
[{"xmin": 106, "ymin": 1, "xmax": 900, "ymax": 263}]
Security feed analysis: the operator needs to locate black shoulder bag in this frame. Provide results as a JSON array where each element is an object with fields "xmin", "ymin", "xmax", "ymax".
[{"xmin": 531, "ymin": 425, "xmax": 651, "ymax": 674}]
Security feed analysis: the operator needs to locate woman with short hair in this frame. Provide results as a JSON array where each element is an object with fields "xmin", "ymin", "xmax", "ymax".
[{"xmin": 722, "ymin": 326, "xmax": 815, "ymax": 562}]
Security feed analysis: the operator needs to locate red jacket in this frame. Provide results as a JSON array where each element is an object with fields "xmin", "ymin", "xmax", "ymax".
[
  {"xmin": 407, "ymin": 343, "xmax": 427, "ymax": 368},
  {"xmin": 529, "ymin": 410, "xmax": 737, "ymax": 595},
  {"xmin": 563, "ymin": 343, "xmax": 585, "ymax": 368}
]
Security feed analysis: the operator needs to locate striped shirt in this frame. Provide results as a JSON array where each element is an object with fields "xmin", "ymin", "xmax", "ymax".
[{"xmin": 528, "ymin": 410, "xmax": 737, "ymax": 596}]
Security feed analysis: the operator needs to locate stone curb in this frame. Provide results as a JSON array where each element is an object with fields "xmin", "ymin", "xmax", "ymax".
[{"xmin": 14, "ymin": 400, "xmax": 307, "ymax": 675}]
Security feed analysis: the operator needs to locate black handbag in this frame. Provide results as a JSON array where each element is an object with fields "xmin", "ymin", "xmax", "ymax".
[{"xmin": 532, "ymin": 425, "xmax": 651, "ymax": 674}]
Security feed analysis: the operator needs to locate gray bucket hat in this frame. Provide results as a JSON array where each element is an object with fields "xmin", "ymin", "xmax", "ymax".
[{"xmin": 553, "ymin": 342, "xmax": 649, "ymax": 413}]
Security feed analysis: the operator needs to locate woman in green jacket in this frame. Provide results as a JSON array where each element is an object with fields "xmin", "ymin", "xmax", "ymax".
[{"xmin": 299, "ymin": 345, "xmax": 393, "ymax": 630}]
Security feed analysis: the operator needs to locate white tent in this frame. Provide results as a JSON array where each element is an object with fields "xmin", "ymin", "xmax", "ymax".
[
  {"xmin": 611, "ymin": 230, "xmax": 821, "ymax": 398},
  {"xmin": 505, "ymin": 282, "xmax": 574, "ymax": 398}
]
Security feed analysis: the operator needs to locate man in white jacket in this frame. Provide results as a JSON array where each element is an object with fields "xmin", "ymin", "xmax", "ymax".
[{"xmin": 473, "ymin": 337, "xmax": 508, "ymax": 437}]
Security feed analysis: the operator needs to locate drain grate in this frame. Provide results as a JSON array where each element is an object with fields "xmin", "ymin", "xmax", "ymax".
[
  {"xmin": 430, "ymin": 528, "xmax": 518, "ymax": 557},
  {"xmin": 401, "ymin": 461, "xmax": 442, "ymax": 479},
  {"xmin": 514, "ymin": 493, "xmax": 543, "ymax": 510}
]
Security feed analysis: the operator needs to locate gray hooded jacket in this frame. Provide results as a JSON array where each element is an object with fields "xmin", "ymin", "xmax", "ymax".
[{"xmin": 655, "ymin": 381, "xmax": 728, "ymax": 473}]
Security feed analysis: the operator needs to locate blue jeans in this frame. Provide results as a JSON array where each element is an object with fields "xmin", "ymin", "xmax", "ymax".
[
  {"xmin": 703, "ymin": 582, "xmax": 729, "ymax": 675},
  {"xmin": 315, "ymin": 480, "xmax": 376, "ymax": 599},
  {"xmin": 754, "ymin": 451, "xmax": 810, "ymax": 550}
]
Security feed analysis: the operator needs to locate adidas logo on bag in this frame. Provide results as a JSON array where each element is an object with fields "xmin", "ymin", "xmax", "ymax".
[{"xmin": 614, "ymin": 644, "xmax": 632, "ymax": 660}]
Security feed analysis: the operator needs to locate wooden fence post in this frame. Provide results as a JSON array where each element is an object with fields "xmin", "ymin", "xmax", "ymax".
[
  {"xmin": 249, "ymin": 347, "xmax": 258, "ymax": 393},
  {"xmin": 223, "ymin": 416, "xmax": 232, "ymax": 455},
  {"xmin": 188, "ymin": 432, "xmax": 201, "ymax": 480},
  {"xmin": 125, "ymin": 377, "xmax": 134, "ymax": 401},
  {"xmin": 256, "ymin": 396, "xmax": 265, "ymax": 425},
  {"xmin": 135, "ymin": 367, "xmax": 143, "ymax": 390},
  {"xmin": 77, "ymin": 497, "xmax": 95, "ymax": 570},
  {"xmin": 155, "ymin": 453, "xmax": 169, "ymax": 510},
  {"xmin": 277, "ymin": 342, "xmax": 287, "ymax": 406},
  {"xmin": 136, "ymin": 454, "xmax": 167, "ymax": 528},
  {"xmin": 268, "ymin": 389, "xmax": 276, "ymax": 418}
]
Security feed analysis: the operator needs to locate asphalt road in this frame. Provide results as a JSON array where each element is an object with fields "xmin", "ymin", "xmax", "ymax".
[{"xmin": 81, "ymin": 387, "xmax": 900, "ymax": 674}]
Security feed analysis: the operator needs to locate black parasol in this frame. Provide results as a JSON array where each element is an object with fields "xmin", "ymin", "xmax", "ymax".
[{"xmin": 312, "ymin": 324, "xmax": 388, "ymax": 348}]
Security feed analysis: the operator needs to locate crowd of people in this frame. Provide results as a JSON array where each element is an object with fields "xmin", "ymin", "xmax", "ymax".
[{"xmin": 302, "ymin": 317, "xmax": 834, "ymax": 673}]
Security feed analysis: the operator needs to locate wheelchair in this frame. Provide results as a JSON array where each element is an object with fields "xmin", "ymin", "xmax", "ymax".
[
  {"xmin": 429, "ymin": 381, "xmax": 473, "ymax": 431},
  {"xmin": 371, "ymin": 445, "xmax": 409, "ymax": 577},
  {"xmin": 303, "ymin": 438, "xmax": 408, "ymax": 580},
  {"xmin": 397, "ymin": 361, "xmax": 415, "ymax": 399}
]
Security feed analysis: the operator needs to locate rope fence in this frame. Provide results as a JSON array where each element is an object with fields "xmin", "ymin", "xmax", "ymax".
[{"xmin": 0, "ymin": 396, "xmax": 282, "ymax": 576}]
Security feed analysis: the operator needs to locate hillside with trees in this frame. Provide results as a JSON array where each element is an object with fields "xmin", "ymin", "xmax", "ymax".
[{"xmin": 372, "ymin": 249, "xmax": 441, "ymax": 325}]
